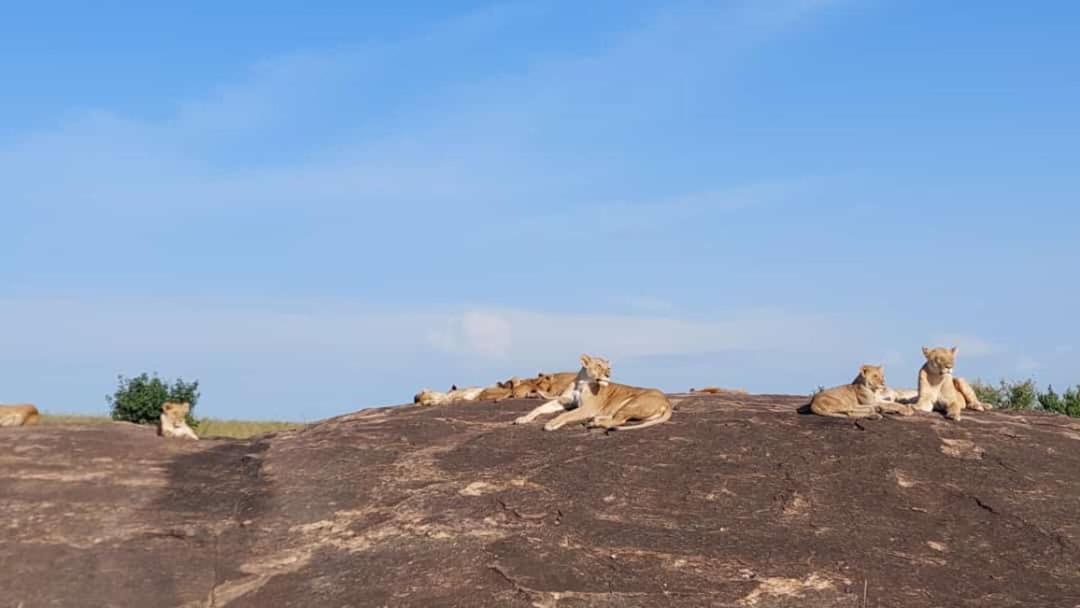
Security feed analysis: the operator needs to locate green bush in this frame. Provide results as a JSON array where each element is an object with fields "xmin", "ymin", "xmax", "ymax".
[
  {"xmin": 971, "ymin": 379, "xmax": 1037, "ymax": 411},
  {"xmin": 1041, "ymin": 385, "xmax": 1080, "ymax": 417},
  {"xmin": 107, "ymin": 373, "xmax": 200, "ymax": 428},
  {"xmin": 1039, "ymin": 385, "xmax": 1063, "ymax": 413},
  {"xmin": 971, "ymin": 380, "xmax": 1004, "ymax": 408}
]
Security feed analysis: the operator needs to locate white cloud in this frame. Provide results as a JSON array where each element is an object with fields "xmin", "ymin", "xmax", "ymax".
[
  {"xmin": 931, "ymin": 334, "xmax": 1001, "ymax": 358},
  {"xmin": 428, "ymin": 311, "xmax": 514, "ymax": 358},
  {"xmin": 1016, "ymin": 355, "xmax": 1041, "ymax": 372}
]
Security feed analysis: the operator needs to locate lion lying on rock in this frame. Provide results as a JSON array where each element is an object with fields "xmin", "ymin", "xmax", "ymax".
[
  {"xmin": 414, "ymin": 372, "xmax": 572, "ymax": 406},
  {"xmin": 0, "ymin": 404, "xmax": 41, "ymax": 427},
  {"xmin": 159, "ymin": 402, "xmax": 199, "ymax": 440},
  {"xmin": 515, "ymin": 354, "xmax": 672, "ymax": 432},
  {"xmin": 809, "ymin": 364, "xmax": 914, "ymax": 419}
]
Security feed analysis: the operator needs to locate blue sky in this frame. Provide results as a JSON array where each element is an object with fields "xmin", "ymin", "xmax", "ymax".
[{"xmin": 2, "ymin": 1, "xmax": 1078, "ymax": 421}]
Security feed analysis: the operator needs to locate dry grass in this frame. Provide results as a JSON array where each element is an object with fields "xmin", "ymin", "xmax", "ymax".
[
  {"xmin": 194, "ymin": 418, "xmax": 302, "ymax": 438},
  {"xmin": 40, "ymin": 415, "xmax": 303, "ymax": 439}
]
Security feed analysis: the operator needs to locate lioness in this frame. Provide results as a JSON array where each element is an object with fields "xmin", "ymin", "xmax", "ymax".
[
  {"xmin": 477, "ymin": 375, "xmax": 562, "ymax": 402},
  {"xmin": 810, "ymin": 364, "xmax": 914, "ymax": 419},
  {"xmin": 516, "ymin": 354, "xmax": 672, "ymax": 431},
  {"xmin": 159, "ymin": 402, "xmax": 199, "ymax": 440},
  {"xmin": 535, "ymin": 371, "xmax": 577, "ymax": 398},
  {"xmin": 0, "ymin": 404, "xmax": 41, "ymax": 427},
  {"xmin": 413, "ymin": 385, "xmax": 484, "ymax": 406},
  {"xmin": 913, "ymin": 346, "xmax": 985, "ymax": 420}
]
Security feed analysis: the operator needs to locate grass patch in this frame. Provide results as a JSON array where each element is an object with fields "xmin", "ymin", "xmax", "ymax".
[
  {"xmin": 194, "ymin": 418, "xmax": 303, "ymax": 438},
  {"xmin": 40, "ymin": 414, "xmax": 303, "ymax": 439}
]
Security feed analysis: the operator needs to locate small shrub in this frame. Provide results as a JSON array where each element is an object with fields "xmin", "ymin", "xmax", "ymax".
[
  {"xmin": 1039, "ymin": 385, "xmax": 1064, "ymax": 414},
  {"xmin": 998, "ymin": 379, "xmax": 1038, "ymax": 410},
  {"xmin": 1036, "ymin": 385, "xmax": 1080, "ymax": 417},
  {"xmin": 971, "ymin": 379, "xmax": 1036, "ymax": 411},
  {"xmin": 971, "ymin": 380, "xmax": 1004, "ymax": 408},
  {"xmin": 108, "ymin": 373, "xmax": 200, "ymax": 428}
]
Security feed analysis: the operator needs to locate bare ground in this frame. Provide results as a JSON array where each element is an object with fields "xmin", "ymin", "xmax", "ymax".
[{"xmin": 2, "ymin": 393, "xmax": 1079, "ymax": 607}]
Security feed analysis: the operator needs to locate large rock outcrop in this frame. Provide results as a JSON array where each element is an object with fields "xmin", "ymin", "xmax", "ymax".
[{"xmin": 2, "ymin": 394, "xmax": 1079, "ymax": 607}]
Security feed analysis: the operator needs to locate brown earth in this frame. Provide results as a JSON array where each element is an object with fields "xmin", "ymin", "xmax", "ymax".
[{"xmin": 2, "ymin": 394, "xmax": 1079, "ymax": 607}]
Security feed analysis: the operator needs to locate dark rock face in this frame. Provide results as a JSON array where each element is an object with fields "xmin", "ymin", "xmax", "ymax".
[{"xmin": 2, "ymin": 394, "xmax": 1080, "ymax": 607}]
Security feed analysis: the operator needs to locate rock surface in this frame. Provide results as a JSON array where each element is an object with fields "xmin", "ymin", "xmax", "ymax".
[{"xmin": 2, "ymin": 394, "xmax": 1080, "ymax": 607}]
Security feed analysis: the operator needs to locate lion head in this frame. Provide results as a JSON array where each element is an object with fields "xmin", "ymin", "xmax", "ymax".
[
  {"xmin": 579, "ymin": 354, "xmax": 613, "ymax": 385},
  {"xmin": 856, "ymin": 364, "xmax": 886, "ymax": 391},
  {"xmin": 922, "ymin": 346, "xmax": 957, "ymax": 375}
]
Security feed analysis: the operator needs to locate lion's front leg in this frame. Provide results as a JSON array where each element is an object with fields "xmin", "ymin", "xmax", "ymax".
[
  {"xmin": 876, "ymin": 401, "xmax": 915, "ymax": 416},
  {"xmin": 543, "ymin": 406, "xmax": 596, "ymax": 431},
  {"xmin": 514, "ymin": 399, "xmax": 566, "ymax": 425}
]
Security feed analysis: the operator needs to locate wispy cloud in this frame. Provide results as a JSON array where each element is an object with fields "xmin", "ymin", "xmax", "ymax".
[{"xmin": 931, "ymin": 334, "xmax": 1002, "ymax": 358}]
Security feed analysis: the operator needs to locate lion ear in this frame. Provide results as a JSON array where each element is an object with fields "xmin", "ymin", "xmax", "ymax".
[
  {"xmin": 450, "ymin": 384, "xmax": 458, "ymax": 391},
  {"xmin": 921, "ymin": 346, "xmax": 930, "ymax": 358},
  {"xmin": 580, "ymin": 354, "xmax": 592, "ymax": 366},
  {"xmin": 950, "ymin": 346, "xmax": 958, "ymax": 355}
]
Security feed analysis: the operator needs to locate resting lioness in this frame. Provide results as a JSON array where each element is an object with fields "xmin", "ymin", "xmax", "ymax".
[
  {"xmin": 413, "ymin": 385, "xmax": 484, "ymax": 406},
  {"xmin": 159, "ymin": 402, "xmax": 199, "ymax": 440},
  {"xmin": 810, "ymin": 364, "xmax": 914, "ymax": 419},
  {"xmin": 913, "ymin": 346, "xmax": 985, "ymax": 421},
  {"xmin": 0, "ymin": 404, "xmax": 41, "ymax": 427},
  {"xmin": 535, "ymin": 371, "xmax": 577, "ymax": 398},
  {"xmin": 516, "ymin": 354, "xmax": 672, "ymax": 431}
]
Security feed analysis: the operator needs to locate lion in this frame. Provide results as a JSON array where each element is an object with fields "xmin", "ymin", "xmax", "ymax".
[
  {"xmin": 535, "ymin": 372, "xmax": 577, "ymax": 398},
  {"xmin": 913, "ymin": 346, "xmax": 986, "ymax": 420},
  {"xmin": 475, "ymin": 374, "xmax": 565, "ymax": 402},
  {"xmin": 413, "ymin": 385, "xmax": 484, "ymax": 406},
  {"xmin": 809, "ymin": 364, "xmax": 914, "ymax": 419},
  {"xmin": 0, "ymin": 404, "xmax": 41, "ymax": 427},
  {"xmin": 515, "ymin": 354, "xmax": 672, "ymax": 431},
  {"xmin": 159, "ymin": 402, "xmax": 199, "ymax": 440}
]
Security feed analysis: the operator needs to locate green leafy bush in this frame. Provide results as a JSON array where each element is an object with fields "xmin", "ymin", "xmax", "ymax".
[
  {"xmin": 970, "ymin": 379, "xmax": 1037, "ymax": 410},
  {"xmin": 973, "ymin": 379, "xmax": 1080, "ymax": 417},
  {"xmin": 1041, "ymin": 385, "xmax": 1080, "ymax": 417},
  {"xmin": 971, "ymin": 380, "xmax": 1003, "ymax": 408},
  {"xmin": 107, "ymin": 373, "xmax": 200, "ymax": 427}
]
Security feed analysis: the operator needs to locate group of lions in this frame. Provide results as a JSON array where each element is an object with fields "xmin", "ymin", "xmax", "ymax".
[
  {"xmin": 0, "ymin": 345, "xmax": 985, "ymax": 442},
  {"xmin": 810, "ymin": 346, "xmax": 986, "ymax": 421},
  {"xmin": 414, "ymin": 354, "xmax": 674, "ymax": 431},
  {"xmin": 416, "ymin": 345, "xmax": 987, "ymax": 432}
]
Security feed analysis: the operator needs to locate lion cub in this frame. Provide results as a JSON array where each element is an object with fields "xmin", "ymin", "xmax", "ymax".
[
  {"xmin": 159, "ymin": 402, "xmax": 199, "ymax": 440},
  {"xmin": 913, "ymin": 346, "xmax": 985, "ymax": 421},
  {"xmin": 517, "ymin": 354, "xmax": 672, "ymax": 432},
  {"xmin": 810, "ymin": 365, "xmax": 914, "ymax": 419},
  {"xmin": 0, "ymin": 404, "xmax": 41, "ymax": 427}
]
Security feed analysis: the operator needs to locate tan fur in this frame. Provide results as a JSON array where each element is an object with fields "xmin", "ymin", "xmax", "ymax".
[
  {"xmin": 515, "ymin": 355, "xmax": 671, "ymax": 431},
  {"xmin": 413, "ymin": 386, "xmax": 484, "ymax": 406},
  {"xmin": 475, "ymin": 374, "xmax": 568, "ymax": 402},
  {"xmin": 914, "ymin": 346, "xmax": 981, "ymax": 421},
  {"xmin": 536, "ymin": 372, "xmax": 577, "ymax": 398},
  {"xmin": 952, "ymin": 376, "xmax": 987, "ymax": 412},
  {"xmin": 880, "ymin": 387, "xmax": 919, "ymax": 403},
  {"xmin": 159, "ymin": 402, "xmax": 199, "ymax": 440},
  {"xmin": 0, "ymin": 404, "xmax": 41, "ymax": 427},
  {"xmin": 810, "ymin": 365, "xmax": 914, "ymax": 419}
]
